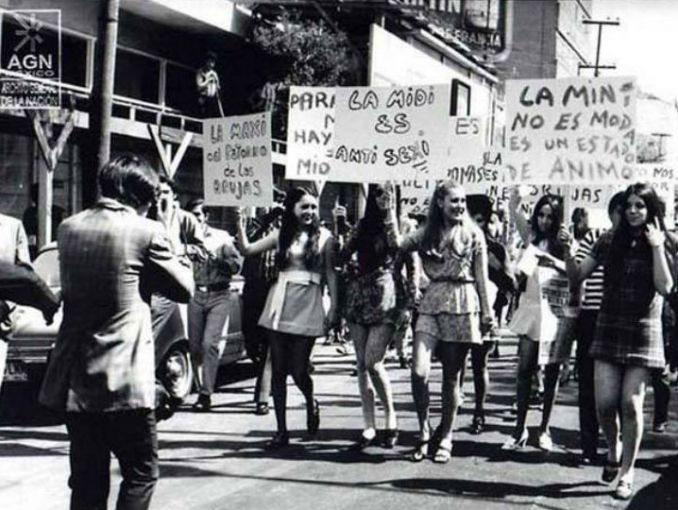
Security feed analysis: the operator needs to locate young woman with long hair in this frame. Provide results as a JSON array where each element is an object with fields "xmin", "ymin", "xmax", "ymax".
[
  {"xmin": 565, "ymin": 183, "xmax": 674, "ymax": 499},
  {"xmin": 338, "ymin": 184, "xmax": 414, "ymax": 449},
  {"xmin": 236, "ymin": 188, "xmax": 338, "ymax": 449},
  {"xmin": 504, "ymin": 191, "xmax": 567, "ymax": 452},
  {"xmin": 385, "ymin": 180, "xmax": 492, "ymax": 463}
]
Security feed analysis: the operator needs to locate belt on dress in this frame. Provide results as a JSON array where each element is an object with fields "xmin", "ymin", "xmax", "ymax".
[
  {"xmin": 269, "ymin": 270, "xmax": 321, "ymax": 330},
  {"xmin": 195, "ymin": 281, "xmax": 231, "ymax": 293},
  {"xmin": 428, "ymin": 278, "xmax": 475, "ymax": 284}
]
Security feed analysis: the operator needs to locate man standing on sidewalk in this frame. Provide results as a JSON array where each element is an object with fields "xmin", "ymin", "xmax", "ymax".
[
  {"xmin": 187, "ymin": 198, "xmax": 242, "ymax": 411},
  {"xmin": 39, "ymin": 155, "xmax": 193, "ymax": 510}
]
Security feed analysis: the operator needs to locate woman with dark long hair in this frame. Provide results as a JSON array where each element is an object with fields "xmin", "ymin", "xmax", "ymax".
[
  {"xmin": 504, "ymin": 191, "xmax": 567, "ymax": 451},
  {"xmin": 386, "ymin": 181, "xmax": 492, "ymax": 463},
  {"xmin": 566, "ymin": 183, "xmax": 674, "ymax": 499},
  {"xmin": 236, "ymin": 188, "xmax": 338, "ymax": 449},
  {"xmin": 338, "ymin": 184, "xmax": 413, "ymax": 449}
]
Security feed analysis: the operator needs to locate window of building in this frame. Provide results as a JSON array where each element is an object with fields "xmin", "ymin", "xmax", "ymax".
[
  {"xmin": 114, "ymin": 49, "xmax": 160, "ymax": 104},
  {"xmin": 165, "ymin": 63, "xmax": 199, "ymax": 115}
]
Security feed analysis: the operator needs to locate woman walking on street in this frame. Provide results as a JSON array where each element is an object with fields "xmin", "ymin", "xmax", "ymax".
[
  {"xmin": 565, "ymin": 183, "xmax": 675, "ymax": 500},
  {"xmin": 236, "ymin": 188, "xmax": 339, "ymax": 449},
  {"xmin": 504, "ymin": 191, "xmax": 567, "ymax": 452},
  {"xmin": 337, "ymin": 184, "xmax": 414, "ymax": 450},
  {"xmin": 386, "ymin": 181, "xmax": 492, "ymax": 463}
]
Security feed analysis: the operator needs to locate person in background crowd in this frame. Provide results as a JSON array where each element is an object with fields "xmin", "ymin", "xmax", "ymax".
[
  {"xmin": 186, "ymin": 198, "xmax": 242, "ymax": 411},
  {"xmin": 236, "ymin": 188, "xmax": 339, "ymax": 449},
  {"xmin": 336, "ymin": 184, "xmax": 414, "ymax": 450},
  {"xmin": 468, "ymin": 196, "xmax": 516, "ymax": 434},
  {"xmin": 568, "ymin": 192, "xmax": 625, "ymax": 465},
  {"xmin": 196, "ymin": 50, "xmax": 222, "ymax": 117},
  {"xmin": 327, "ymin": 200, "xmax": 353, "ymax": 355},
  {"xmin": 0, "ymin": 210, "xmax": 31, "ymax": 392},
  {"xmin": 504, "ymin": 190, "xmax": 567, "ymax": 452},
  {"xmin": 565, "ymin": 183, "xmax": 675, "ymax": 500},
  {"xmin": 22, "ymin": 182, "xmax": 66, "ymax": 260},
  {"xmin": 241, "ymin": 188, "xmax": 286, "ymax": 416},
  {"xmin": 39, "ymin": 155, "xmax": 193, "ymax": 510},
  {"xmin": 571, "ymin": 207, "xmax": 591, "ymax": 243},
  {"xmin": 388, "ymin": 181, "xmax": 492, "ymax": 464}
]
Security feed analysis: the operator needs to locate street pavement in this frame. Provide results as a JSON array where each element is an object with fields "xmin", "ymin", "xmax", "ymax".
[{"xmin": 1, "ymin": 336, "xmax": 677, "ymax": 510}]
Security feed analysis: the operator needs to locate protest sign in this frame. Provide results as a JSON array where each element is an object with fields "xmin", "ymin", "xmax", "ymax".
[
  {"xmin": 505, "ymin": 76, "xmax": 637, "ymax": 185},
  {"xmin": 203, "ymin": 112, "xmax": 273, "ymax": 207},
  {"xmin": 331, "ymin": 84, "xmax": 450, "ymax": 182},
  {"xmin": 399, "ymin": 118, "xmax": 500, "ymax": 216},
  {"xmin": 286, "ymin": 86, "xmax": 335, "ymax": 181}
]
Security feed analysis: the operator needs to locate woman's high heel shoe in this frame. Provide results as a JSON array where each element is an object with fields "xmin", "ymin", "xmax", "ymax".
[
  {"xmin": 382, "ymin": 428, "xmax": 399, "ymax": 449},
  {"xmin": 501, "ymin": 429, "xmax": 528, "ymax": 450}
]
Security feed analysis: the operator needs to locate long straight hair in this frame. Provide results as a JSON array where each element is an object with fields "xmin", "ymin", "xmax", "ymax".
[
  {"xmin": 420, "ymin": 180, "xmax": 480, "ymax": 258},
  {"xmin": 529, "ymin": 193, "xmax": 565, "ymax": 258},
  {"xmin": 355, "ymin": 184, "xmax": 389, "ymax": 270},
  {"xmin": 276, "ymin": 187, "xmax": 321, "ymax": 270}
]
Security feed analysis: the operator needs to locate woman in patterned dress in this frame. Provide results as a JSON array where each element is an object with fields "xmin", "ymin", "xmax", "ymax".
[
  {"xmin": 236, "ymin": 188, "xmax": 339, "ymax": 449},
  {"xmin": 385, "ymin": 181, "xmax": 492, "ymax": 463},
  {"xmin": 565, "ymin": 183, "xmax": 674, "ymax": 500},
  {"xmin": 338, "ymin": 184, "xmax": 414, "ymax": 449},
  {"xmin": 504, "ymin": 191, "xmax": 567, "ymax": 452}
]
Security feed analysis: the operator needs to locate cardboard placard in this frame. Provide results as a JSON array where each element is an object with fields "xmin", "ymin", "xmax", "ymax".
[
  {"xmin": 203, "ymin": 112, "xmax": 273, "ymax": 207},
  {"xmin": 505, "ymin": 76, "xmax": 637, "ymax": 185},
  {"xmin": 331, "ymin": 84, "xmax": 450, "ymax": 182}
]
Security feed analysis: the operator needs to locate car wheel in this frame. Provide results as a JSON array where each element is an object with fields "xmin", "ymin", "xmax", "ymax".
[{"xmin": 158, "ymin": 343, "xmax": 193, "ymax": 402}]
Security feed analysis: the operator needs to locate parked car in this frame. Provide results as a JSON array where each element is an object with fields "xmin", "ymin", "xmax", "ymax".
[{"xmin": 2, "ymin": 244, "xmax": 246, "ymax": 402}]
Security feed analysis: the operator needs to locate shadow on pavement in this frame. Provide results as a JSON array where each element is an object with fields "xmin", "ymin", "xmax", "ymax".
[{"xmin": 626, "ymin": 463, "xmax": 678, "ymax": 510}]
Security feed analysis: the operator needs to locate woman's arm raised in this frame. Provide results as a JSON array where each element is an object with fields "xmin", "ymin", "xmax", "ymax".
[{"xmin": 235, "ymin": 208, "xmax": 278, "ymax": 256}]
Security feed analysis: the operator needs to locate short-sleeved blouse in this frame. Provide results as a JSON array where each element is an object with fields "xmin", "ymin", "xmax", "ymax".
[
  {"xmin": 589, "ymin": 230, "xmax": 665, "ymax": 368},
  {"xmin": 400, "ymin": 226, "xmax": 485, "ymax": 316}
]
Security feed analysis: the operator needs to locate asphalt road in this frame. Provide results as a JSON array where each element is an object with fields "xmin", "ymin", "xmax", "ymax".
[{"xmin": 1, "ymin": 337, "xmax": 677, "ymax": 510}]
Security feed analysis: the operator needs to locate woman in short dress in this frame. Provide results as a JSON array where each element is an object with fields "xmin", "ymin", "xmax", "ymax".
[
  {"xmin": 565, "ymin": 183, "xmax": 674, "ymax": 499},
  {"xmin": 236, "ymin": 188, "xmax": 338, "ymax": 449},
  {"xmin": 338, "ymin": 184, "xmax": 414, "ymax": 449},
  {"xmin": 387, "ymin": 181, "xmax": 492, "ymax": 463},
  {"xmin": 504, "ymin": 191, "xmax": 567, "ymax": 451}
]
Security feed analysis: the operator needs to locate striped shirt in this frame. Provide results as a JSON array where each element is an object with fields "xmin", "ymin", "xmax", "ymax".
[{"xmin": 575, "ymin": 229, "xmax": 605, "ymax": 310}]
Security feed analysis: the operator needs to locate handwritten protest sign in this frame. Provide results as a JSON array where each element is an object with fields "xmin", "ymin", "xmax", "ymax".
[
  {"xmin": 203, "ymin": 112, "xmax": 273, "ymax": 207},
  {"xmin": 505, "ymin": 76, "xmax": 637, "ymax": 185},
  {"xmin": 331, "ymin": 84, "xmax": 450, "ymax": 182},
  {"xmin": 398, "ymin": 118, "xmax": 499, "ymax": 215},
  {"xmin": 286, "ymin": 87, "xmax": 335, "ymax": 181}
]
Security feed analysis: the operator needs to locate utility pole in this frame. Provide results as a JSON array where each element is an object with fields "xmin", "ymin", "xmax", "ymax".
[
  {"xmin": 578, "ymin": 18, "xmax": 620, "ymax": 77},
  {"xmin": 84, "ymin": 0, "xmax": 120, "ymax": 207}
]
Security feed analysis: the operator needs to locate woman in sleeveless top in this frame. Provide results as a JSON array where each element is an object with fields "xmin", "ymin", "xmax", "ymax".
[
  {"xmin": 237, "ymin": 188, "xmax": 338, "ymax": 449},
  {"xmin": 387, "ymin": 181, "xmax": 492, "ymax": 463},
  {"xmin": 565, "ymin": 183, "xmax": 674, "ymax": 500},
  {"xmin": 338, "ymin": 184, "xmax": 414, "ymax": 450},
  {"xmin": 504, "ymin": 191, "xmax": 567, "ymax": 452}
]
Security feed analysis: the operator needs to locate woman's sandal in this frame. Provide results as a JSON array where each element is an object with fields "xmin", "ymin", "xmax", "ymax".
[
  {"xmin": 410, "ymin": 440, "xmax": 429, "ymax": 462},
  {"xmin": 433, "ymin": 442, "xmax": 452, "ymax": 464}
]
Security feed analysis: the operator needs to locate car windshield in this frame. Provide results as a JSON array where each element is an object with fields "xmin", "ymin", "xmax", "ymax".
[{"xmin": 32, "ymin": 248, "xmax": 60, "ymax": 289}]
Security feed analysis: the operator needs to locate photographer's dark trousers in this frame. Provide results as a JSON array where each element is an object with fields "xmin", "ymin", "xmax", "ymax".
[
  {"xmin": 243, "ymin": 279, "xmax": 273, "ymax": 403},
  {"xmin": 66, "ymin": 409, "xmax": 158, "ymax": 510}
]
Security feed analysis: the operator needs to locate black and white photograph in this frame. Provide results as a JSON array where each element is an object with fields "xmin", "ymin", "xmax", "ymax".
[{"xmin": 1, "ymin": 1, "xmax": 677, "ymax": 509}]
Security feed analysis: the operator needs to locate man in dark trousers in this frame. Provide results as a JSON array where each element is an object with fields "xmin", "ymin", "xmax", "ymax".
[{"xmin": 39, "ymin": 155, "xmax": 193, "ymax": 510}]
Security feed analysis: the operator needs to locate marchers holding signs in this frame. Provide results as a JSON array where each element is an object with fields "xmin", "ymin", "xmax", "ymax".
[
  {"xmin": 203, "ymin": 112, "xmax": 273, "ymax": 207},
  {"xmin": 505, "ymin": 76, "xmax": 637, "ymax": 185}
]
